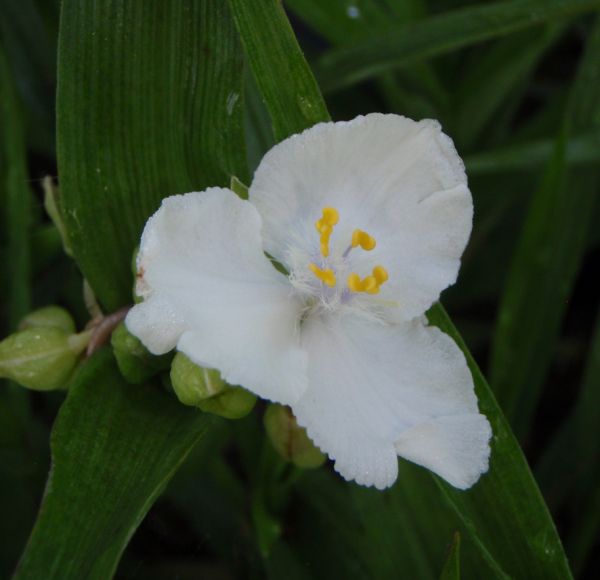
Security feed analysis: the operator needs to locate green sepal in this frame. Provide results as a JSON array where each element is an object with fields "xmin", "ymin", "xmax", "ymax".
[
  {"xmin": 110, "ymin": 322, "xmax": 172, "ymax": 385},
  {"xmin": 230, "ymin": 175, "xmax": 249, "ymax": 198}
]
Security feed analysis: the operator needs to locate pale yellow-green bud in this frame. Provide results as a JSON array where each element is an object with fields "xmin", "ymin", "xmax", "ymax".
[
  {"xmin": 197, "ymin": 387, "xmax": 257, "ymax": 420},
  {"xmin": 170, "ymin": 352, "xmax": 256, "ymax": 419},
  {"xmin": 18, "ymin": 306, "xmax": 76, "ymax": 334},
  {"xmin": 111, "ymin": 322, "xmax": 171, "ymax": 384},
  {"xmin": 0, "ymin": 327, "xmax": 90, "ymax": 391},
  {"xmin": 264, "ymin": 404, "xmax": 326, "ymax": 469}
]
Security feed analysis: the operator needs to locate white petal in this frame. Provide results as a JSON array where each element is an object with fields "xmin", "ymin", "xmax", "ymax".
[
  {"xmin": 126, "ymin": 293, "xmax": 187, "ymax": 355},
  {"xmin": 249, "ymin": 113, "xmax": 472, "ymax": 320},
  {"xmin": 125, "ymin": 188, "xmax": 307, "ymax": 405},
  {"xmin": 293, "ymin": 314, "xmax": 490, "ymax": 490},
  {"xmin": 395, "ymin": 414, "xmax": 492, "ymax": 490}
]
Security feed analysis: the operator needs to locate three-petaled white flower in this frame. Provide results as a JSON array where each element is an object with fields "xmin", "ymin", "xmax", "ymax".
[{"xmin": 126, "ymin": 114, "xmax": 491, "ymax": 490}]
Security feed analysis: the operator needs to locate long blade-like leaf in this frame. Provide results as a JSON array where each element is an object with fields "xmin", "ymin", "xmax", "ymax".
[
  {"xmin": 230, "ymin": 0, "xmax": 572, "ymax": 577},
  {"xmin": 464, "ymin": 132, "xmax": 600, "ymax": 175},
  {"xmin": 14, "ymin": 349, "xmax": 213, "ymax": 579},
  {"xmin": 428, "ymin": 305, "xmax": 570, "ymax": 579},
  {"xmin": 15, "ymin": 1, "xmax": 246, "ymax": 576},
  {"xmin": 490, "ymin": 19, "xmax": 600, "ymax": 433},
  {"xmin": 0, "ymin": 0, "xmax": 56, "ymax": 155},
  {"xmin": 454, "ymin": 25, "xmax": 564, "ymax": 150},
  {"xmin": 57, "ymin": 0, "xmax": 247, "ymax": 310},
  {"xmin": 316, "ymin": 0, "xmax": 600, "ymax": 92},
  {"xmin": 228, "ymin": 0, "xmax": 328, "ymax": 143},
  {"xmin": 536, "ymin": 306, "xmax": 600, "ymax": 574},
  {"xmin": 0, "ymin": 47, "xmax": 32, "ymax": 328}
]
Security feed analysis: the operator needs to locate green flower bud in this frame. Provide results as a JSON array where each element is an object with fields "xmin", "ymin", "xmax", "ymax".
[
  {"xmin": 197, "ymin": 387, "xmax": 257, "ymax": 420},
  {"xmin": 0, "ymin": 327, "xmax": 90, "ymax": 391},
  {"xmin": 170, "ymin": 353, "xmax": 256, "ymax": 419},
  {"xmin": 264, "ymin": 404, "xmax": 326, "ymax": 469},
  {"xmin": 170, "ymin": 352, "xmax": 226, "ymax": 404},
  {"xmin": 110, "ymin": 322, "xmax": 172, "ymax": 384},
  {"xmin": 18, "ymin": 306, "xmax": 76, "ymax": 334}
]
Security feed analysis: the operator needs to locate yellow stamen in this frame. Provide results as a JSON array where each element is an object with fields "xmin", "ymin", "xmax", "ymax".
[
  {"xmin": 347, "ymin": 273, "xmax": 362, "ymax": 293},
  {"xmin": 309, "ymin": 263, "xmax": 336, "ymax": 287},
  {"xmin": 309, "ymin": 208, "xmax": 388, "ymax": 295},
  {"xmin": 321, "ymin": 207, "xmax": 339, "ymax": 225},
  {"xmin": 351, "ymin": 229, "xmax": 376, "ymax": 251},
  {"xmin": 315, "ymin": 207, "xmax": 339, "ymax": 257},
  {"xmin": 372, "ymin": 265, "xmax": 388, "ymax": 284},
  {"xmin": 347, "ymin": 266, "xmax": 389, "ymax": 294}
]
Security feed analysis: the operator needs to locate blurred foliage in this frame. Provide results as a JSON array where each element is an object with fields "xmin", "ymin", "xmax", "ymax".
[{"xmin": 1, "ymin": 0, "xmax": 599, "ymax": 578}]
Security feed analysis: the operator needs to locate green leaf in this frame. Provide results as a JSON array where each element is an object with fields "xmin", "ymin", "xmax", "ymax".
[
  {"xmin": 0, "ymin": 0, "xmax": 57, "ymax": 155},
  {"xmin": 233, "ymin": 3, "xmax": 572, "ymax": 578},
  {"xmin": 286, "ymin": 0, "xmax": 421, "ymax": 45},
  {"xmin": 440, "ymin": 532, "xmax": 461, "ymax": 580},
  {"xmin": 244, "ymin": 67, "xmax": 275, "ymax": 175},
  {"xmin": 15, "ymin": 349, "xmax": 214, "ymax": 579},
  {"xmin": 316, "ymin": 0, "xmax": 600, "ymax": 92},
  {"xmin": 464, "ymin": 132, "xmax": 600, "ymax": 175},
  {"xmin": 428, "ymin": 305, "xmax": 571, "ymax": 580},
  {"xmin": 287, "ymin": 0, "xmax": 447, "ymax": 128},
  {"xmin": 536, "ymin": 306, "xmax": 600, "ymax": 574},
  {"xmin": 490, "ymin": 19, "xmax": 600, "ymax": 434},
  {"xmin": 0, "ymin": 47, "xmax": 33, "ymax": 329},
  {"xmin": 57, "ymin": 0, "xmax": 247, "ymax": 311},
  {"xmin": 288, "ymin": 469, "xmax": 452, "ymax": 579},
  {"xmin": 0, "ymin": 388, "xmax": 48, "ymax": 578},
  {"xmin": 454, "ymin": 24, "xmax": 565, "ymax": 149},
  {"xmin": 287, "ymin": 466, "xmax": 498, "ymax": 579},
  {"xmin": 228, "ymin": 0, "xmax": 329, "ymax": 143}
]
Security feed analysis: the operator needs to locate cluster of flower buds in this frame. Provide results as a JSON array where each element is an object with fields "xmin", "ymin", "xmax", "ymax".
[
  {"xmin": 2, "ymin": 304, "xmax": 323, "ymax": 469},
  {"xmin": 0, "ymin": 306, "xmax": 90, "ymax": 391}
]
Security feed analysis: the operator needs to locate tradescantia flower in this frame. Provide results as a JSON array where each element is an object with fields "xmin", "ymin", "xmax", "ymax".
[{"xmin": 126, "ymin": 113, "xmax": 491, "ymax": 490}]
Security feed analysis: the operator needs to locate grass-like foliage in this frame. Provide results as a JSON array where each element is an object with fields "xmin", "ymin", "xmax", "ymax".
[{"xmin": 1, "ymin": 0, "xmax": 599, "ymax": 578}]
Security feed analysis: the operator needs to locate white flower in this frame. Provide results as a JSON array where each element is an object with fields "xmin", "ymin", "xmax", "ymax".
[{"xmin": 126, "ymin": 113, "xmax": 491, "ymax": 490}]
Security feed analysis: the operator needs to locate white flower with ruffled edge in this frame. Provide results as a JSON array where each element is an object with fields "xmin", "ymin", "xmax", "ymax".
[{"xmin": 126, "ymin": 113, "xmax": 492, "ymax": 490}]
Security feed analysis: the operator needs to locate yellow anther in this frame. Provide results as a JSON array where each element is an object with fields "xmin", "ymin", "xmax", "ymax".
[
  {"xmin": 315, "ymin": 207, "xmax": 340, "ymax": 257},
  {"xmin": 347, "ymin": 273, "xmax": 362, "ymax": 293},
  {"xmin": 363, "ymin": 276, "xmax": 379, "ymax": 294},
  {"xmin": 321, "ymin": 207, "xmax": 339, "ymax": 226},
  {"xmin": 372, "ymin": 265, "xmax": 388, "ymax": 285},
  {"xmin": 351, "ymin": 229, "xmax": 376, "ymax": 251},
  {"xmin": 316, "ymin": 222, "xmax": 332, "ymax": 235},
  {"xmin": 347, "ymin": 266, "xmax": 389, "ymax": 295},
  {"xmin": 347, "ymin": 273, "xmax": 378, "ymax": 294},
  {"xmin": 309, "ymin": 263, "xmax": 336, "ymax": 287}
]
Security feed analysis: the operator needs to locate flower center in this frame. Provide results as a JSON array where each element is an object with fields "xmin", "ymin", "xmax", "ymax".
[{"xmin": 308, "ymin": 207, "xmax": 389, "ymax": 295}]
